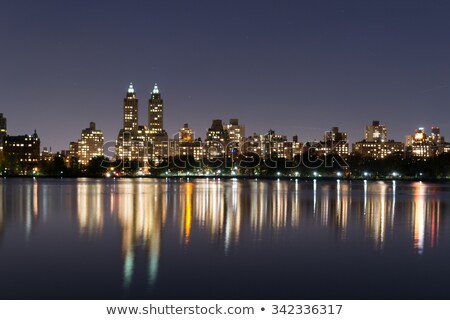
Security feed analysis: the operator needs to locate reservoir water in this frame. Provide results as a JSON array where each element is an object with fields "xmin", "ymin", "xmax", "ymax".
[{"xmin": 1, "ymin": 178, "xmax": 449, "ymax": 299}]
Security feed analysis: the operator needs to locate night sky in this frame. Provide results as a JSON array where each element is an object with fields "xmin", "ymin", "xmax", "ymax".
[{"xmin": 1, "ymin": 0, "xmax": 450, "ymax": 151}]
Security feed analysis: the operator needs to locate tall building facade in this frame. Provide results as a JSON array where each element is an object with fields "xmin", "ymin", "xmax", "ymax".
[
  {"xmin": 0, "ymin": 113, "xmax": 6, "ymax": 140},
  {"xmin": 0, "ymin": 113, "xmax": 6, "ymax": 158},
  {"xmin": 3, "ymin": 130, "xmax": 40, "ymax": 171},
  {"xmin": 124, "ymin": 83, "xmax": 139, "ymax": 134},
  {"xmin": 205, "ymin": 119, "xmax": 228, "ymax": 158},
  {"xmin": 223, "ymin": 118, "xmax": 245, "ymax": 155},
  {"xmin": 148, "ymin": 84, "xmax": 165, "ymax": 137},
  {"xmin": 77, "ymin": 122, "xmax": 104, "ymax": 166},
  {"xmin": 147, "ymin": 84, "xmax": 168, "ymax": 164},
  {"xmin": 116, "ymin": 83, "xmax": 150, "ymax": 162}
]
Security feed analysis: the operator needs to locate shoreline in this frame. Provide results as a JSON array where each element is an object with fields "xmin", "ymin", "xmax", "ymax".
[{"xmin": 1, "ymin": 175, "xmax": 449, "ymax": 183}]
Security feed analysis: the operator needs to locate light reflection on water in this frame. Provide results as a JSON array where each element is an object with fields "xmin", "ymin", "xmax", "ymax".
[{"xmin": 0, "ymin": 178, "xmax": 449, "ymax": 299}]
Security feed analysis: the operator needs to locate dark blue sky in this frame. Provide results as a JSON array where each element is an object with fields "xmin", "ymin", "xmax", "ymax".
[{"xmin": 1, "ymin": 0, "xmax": 450, "ymax": 151}]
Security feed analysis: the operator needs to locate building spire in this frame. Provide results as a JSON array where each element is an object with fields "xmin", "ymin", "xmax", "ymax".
[
  {"xmin": 128, "ymin": 82, "xmax": 135, "ymax": 94},
  {"xmin": 152, "ymin": 83, "xmax": 159, "ymax": 94}
]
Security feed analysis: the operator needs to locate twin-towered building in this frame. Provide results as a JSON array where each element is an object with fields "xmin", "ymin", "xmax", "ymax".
[{"xmin": 116, "ymin": 83, "xmax": 168, "ymax": 165}]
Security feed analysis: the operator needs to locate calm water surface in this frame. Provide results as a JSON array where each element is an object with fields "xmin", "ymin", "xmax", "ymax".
[{"xmin": 1, "ymin": 178, "xmax": 450, "ymax": 299}]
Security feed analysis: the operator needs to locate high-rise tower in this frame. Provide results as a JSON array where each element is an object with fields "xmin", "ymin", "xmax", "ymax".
[
  {"xmin": 124, "ymin": 83, "xmax": 138, "ymax": 134},
  {"xmin": 0, "ymin": 113, "xmax": 6, "ymax": 137},
  {"xmin": 0, "ymin": 113, "xmax": 6, "ymax": 157},
  {"xmin": 148, "ymin": 83, "xmax": 164, "ymax": 136},
  {"xmin": 77, "ymin": 122, "xmax": 104, "ymax": 166}
]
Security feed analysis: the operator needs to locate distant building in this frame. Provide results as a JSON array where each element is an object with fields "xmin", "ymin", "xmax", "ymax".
[
  {"xmin": 40, "ymin": 147, "xmax": 54, "ymax": 162},
  {"xmin": 365, "ymin": 120, "xmax": 387, "ymax": 142},
  {"xmin": 243, "ymin": 133, "xmax": 263, "ymax": 156},
  {"xmin": 430, "ymin": 126, "xmax": 444, "ymax": 145},
  {"xmin": 148, "ymin": 84, "xmax": 166, "ymax": 138},
  {"xmin": 172, "ymin": 123, "xmax": 202, "ymax": 160},
  {"xmin": 309, "ymin": 127, "xmax": 349, "ymax": 158},
  {"xmin": 0, "ymin": 113, "xmax": 6, "ymax": 158},
  {"xmin": 172, "ymin": 140, "xmax": 203, "ymax": 161},
  {"xmin": 77, "ymin": 122, "xmax": 104, "ymax": 166},
  {"xmin": 3, "ymin": 130, "xmax": 40, "ymax": 165},
  {"xmin": 243, "ymin": 131, "xmax": 301, "ymax": 160},
  {"xmin": 353, "ymin": 140, "xmax": 405, "ymax": 159},
  {"xmin": 0, "ymin": 113, "xmax": 6, "ymax": 140},
  {"xmin": 67, "ymin": 141, "xmax": 79, "ymax": 168},
  {"xmin": 353, "ymin": 121, "xmax": 404, "ymax": 159},
  {"xmin": 178, "ymin": 123, "xmax": 194, "ymax": 142},
  {"xmin": 405, "ymin": 127, "xmax": 434, "ymax": 158},
  {"xmin": 321, "ymin": 127, "xmax": 349, "ymax": 158},
  {"xmin": 261, "ymin": 130, "xmax": 288, "ymax": 159},
  {"xmin": 224, "ymin": 118, "xmax": 245, "ymax": 154},
  {"xmin": 405, "ymin": 126, "xmax": 450, "ymax": 158},
  {"xmin": 205, "ymin": 119, "xmax": 228, "ymax": 158},
  {"xmin": 123, "ymin": 83, "xmax": 139, "ymax": 134}
]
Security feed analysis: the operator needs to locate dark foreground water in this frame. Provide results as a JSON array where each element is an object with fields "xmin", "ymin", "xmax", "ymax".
[{"xmin": 0, "ymin": 178, "xmax": 449, "ymax": 299}]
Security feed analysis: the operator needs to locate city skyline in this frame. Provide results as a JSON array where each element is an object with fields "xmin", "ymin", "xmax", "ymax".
[
  {"xmin": 1, "ymin": 81, "xmax": 449, "ymax": 153},
  {"xmin": 2, "ymin": 0, "xmax": 450, "ymax": 152}
]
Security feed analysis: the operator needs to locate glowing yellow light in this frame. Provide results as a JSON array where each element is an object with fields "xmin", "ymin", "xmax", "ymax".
[{"xmin": 184, "ymin": 183, "xmax": 193, "ymax": 245}]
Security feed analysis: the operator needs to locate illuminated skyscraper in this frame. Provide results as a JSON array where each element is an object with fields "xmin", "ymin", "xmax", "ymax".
[
  {"xmin": 117, "ymin": 83, "xmax": 149, "ymax": 161},
  {"xmin": 123, "ymin": 83, "xmax": 139, "ymax": 134},
  {"xmin": 0, "ymin": 113, "xmax": 6, "ymax": 157},
  {"xmin": 148, "ymin": 83, "xmax": 165, "ymax": 137},
  {"xmin": 77, "ymin": 122, "xmax": 104, "ymax": 166},
  {"xmin": 146, "ymin": 84, "xmax": 168, "ymax": 164},
  {"xmin": 224, "ymin": 118, "xmax": 245, "ymax": 154},
  {"xmin": 0, "ymin": 113, "xmax": 6, "ymax": 138}
]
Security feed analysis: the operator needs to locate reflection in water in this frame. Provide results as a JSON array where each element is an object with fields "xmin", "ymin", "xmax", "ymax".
[
  {"xmin": 410, "ymin": 182, "xmax": 441, "ymax": 255},
  {"xmin": 364, "ymin": 182, "xmax": 391, "ymax": 250},
  {"xmin": 77, "ymin": 182, "xmax": 104, "ymax": 236},
  {"xmin": 116, "ymin": 180, "xmax": 165, "ymax": 288},
  {"xmin": 0, "ymin": 178, "xmax": 448, "ymax": 292},
  {"xmin": 413, "ymin": 182, "xmax": 426, "ymax": 254},
  {"xmin": 0, "ymin": 182, "xmax": 4, "ymax": 242},
  {"xmin": 183, "ymin": 182, "xmax": 193, "ymax": 245}
]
